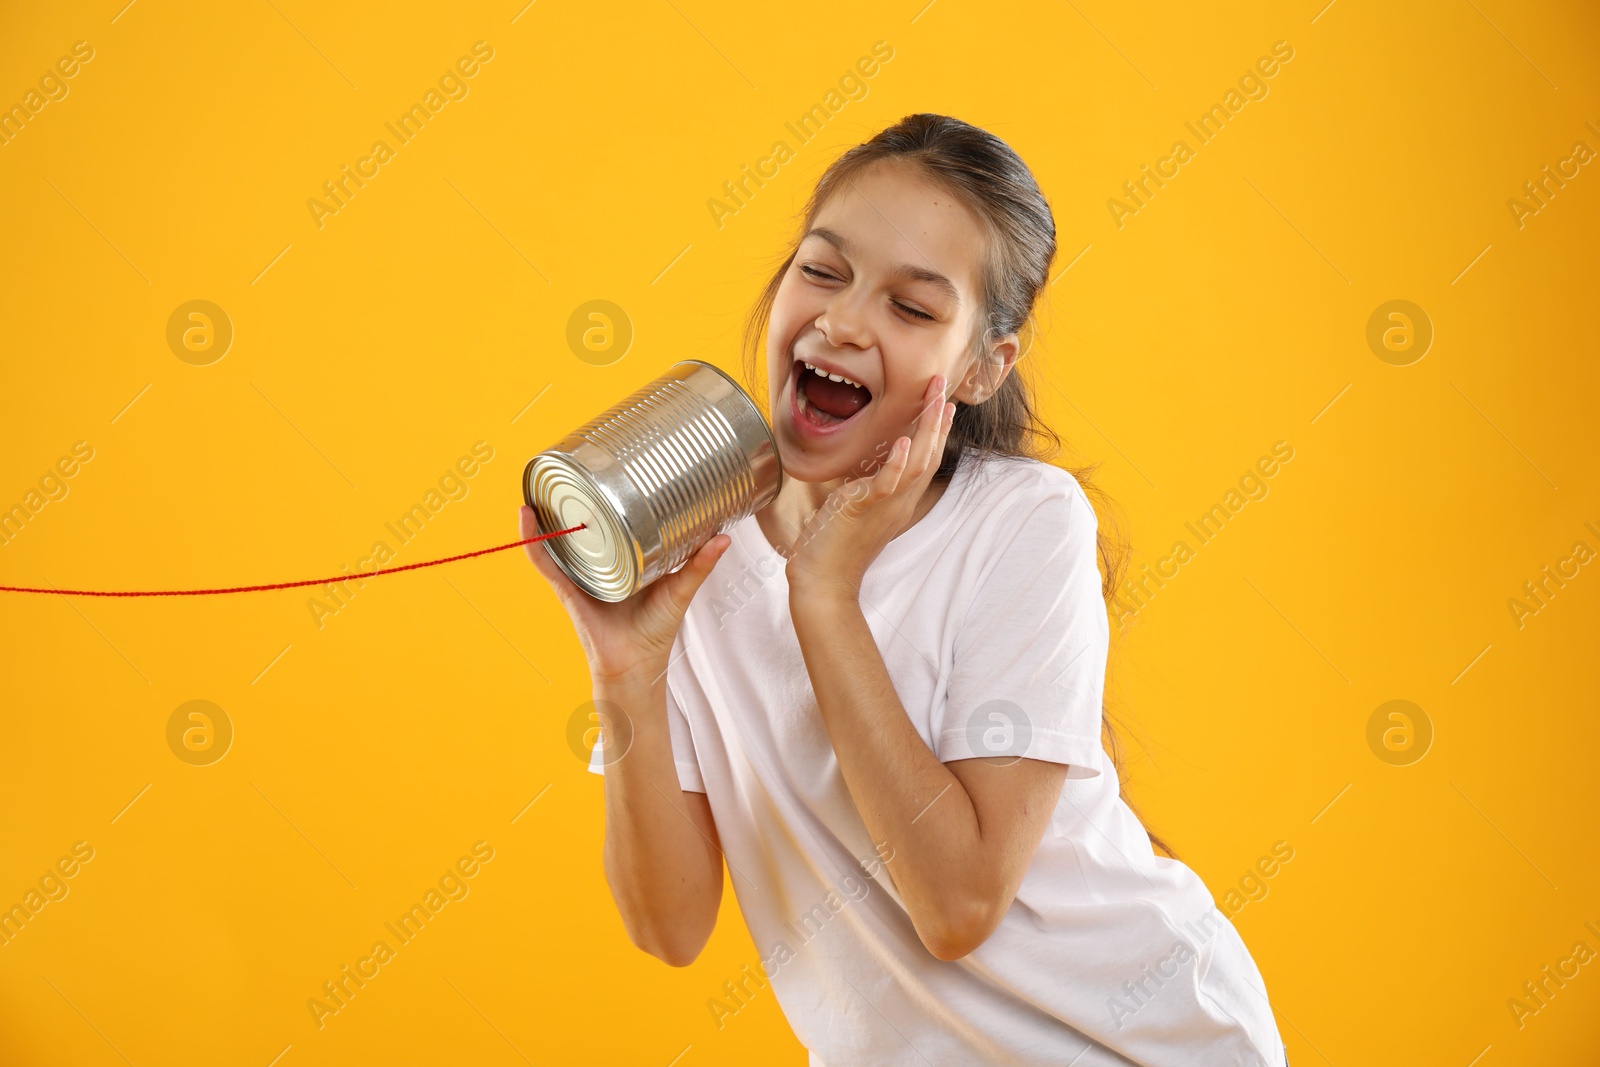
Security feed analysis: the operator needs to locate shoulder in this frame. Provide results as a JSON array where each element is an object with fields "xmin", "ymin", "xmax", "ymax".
[
  {"xmin": 940, "ymin": 453, "xmax": 1109, "ymax": 634},
  {"xmin": 952, "ymin": 451, "xmax": 1098, "ymax": 540}
]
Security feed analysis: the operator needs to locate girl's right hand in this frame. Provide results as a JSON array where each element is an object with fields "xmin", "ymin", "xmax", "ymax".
[{"xmin": 519, "ymin": 505, "xmax": 731, "ymax": 681}]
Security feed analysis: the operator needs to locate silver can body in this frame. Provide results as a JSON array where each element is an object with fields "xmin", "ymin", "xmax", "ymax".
[{"xmin": 523, "ymin": 360, "xmax": 783, "ymax": 602}]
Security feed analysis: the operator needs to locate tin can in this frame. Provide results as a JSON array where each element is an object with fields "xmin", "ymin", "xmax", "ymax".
[{"xmin": 523, "ymin": 359, "xmax": 783, "ymax": 602}]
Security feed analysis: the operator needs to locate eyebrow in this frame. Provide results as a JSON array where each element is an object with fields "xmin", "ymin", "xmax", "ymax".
[{"xmin": 801, "ymin": 227, "xmax": 962, "ymax": 307}]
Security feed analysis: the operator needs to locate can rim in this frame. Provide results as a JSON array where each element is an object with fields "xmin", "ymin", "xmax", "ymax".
[{"xmin": 524, "ymin": 451, "xmax": 640, "ymax": 602}]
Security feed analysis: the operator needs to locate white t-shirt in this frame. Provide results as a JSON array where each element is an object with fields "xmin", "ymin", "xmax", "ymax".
[{"xmin": 590, "ymin": 449, "xmax": 1287, "ymax": 1066}]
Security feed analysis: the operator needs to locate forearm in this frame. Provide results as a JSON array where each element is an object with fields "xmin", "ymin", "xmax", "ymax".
[
  {"xmin": 592, "ymin": 666, "xmax": 722, "ymax": 966},
  {"xmin": 789, "ymin": 594, "xmax": 993, "ymax": 957}
]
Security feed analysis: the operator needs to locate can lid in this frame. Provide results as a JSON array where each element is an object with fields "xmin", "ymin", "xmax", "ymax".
[{"xmin": 525, "ymin": 454, "xmax": 638, "ymax": 602}]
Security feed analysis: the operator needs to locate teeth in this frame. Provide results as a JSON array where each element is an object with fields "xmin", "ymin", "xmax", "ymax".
[{"xmin": 803, "ymin": 361, "xmax": 865, "ymax": 391}]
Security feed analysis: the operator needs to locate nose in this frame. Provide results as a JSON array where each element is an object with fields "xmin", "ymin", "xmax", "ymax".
[{"xmin": 815, "ymin": 286, "xmax": 873, "ymax": 350}]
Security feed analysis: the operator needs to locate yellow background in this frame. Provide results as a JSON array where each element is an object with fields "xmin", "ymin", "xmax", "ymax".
[{"xmin": 2, "ymin": 0, "xmax": 1597, "ymax": 1063}]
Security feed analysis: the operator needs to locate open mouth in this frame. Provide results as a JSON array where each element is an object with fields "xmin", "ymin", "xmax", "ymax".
[{"xmin": 792, "ymin": 358, "xmax": 872, "ymax": 429}]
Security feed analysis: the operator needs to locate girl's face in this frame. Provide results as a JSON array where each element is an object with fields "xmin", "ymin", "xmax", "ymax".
[{"xmin": 766, "ymin": 160, "xmax": 1016, "ymax": 483}]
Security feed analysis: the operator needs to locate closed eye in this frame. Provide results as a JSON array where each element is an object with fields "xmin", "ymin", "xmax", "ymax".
[{"xmin": 799, "ymin": 264, "xmax": 936, "ymax": 322}]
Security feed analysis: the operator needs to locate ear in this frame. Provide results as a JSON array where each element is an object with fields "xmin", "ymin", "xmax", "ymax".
[{"xmin": 951, "ymin": 331, "xmax": 1021, "ymax": 405}]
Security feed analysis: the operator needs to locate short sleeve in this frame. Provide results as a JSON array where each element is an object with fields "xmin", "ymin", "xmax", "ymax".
[
  {"xmin": 587, "ymin": 670, "xmax": 707, "ymax": 793},
  {"xmin": 936, "ymin": 474, "xmax": 1109, "ymax": 779}
]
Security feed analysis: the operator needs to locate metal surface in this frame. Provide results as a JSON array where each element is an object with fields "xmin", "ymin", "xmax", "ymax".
[{"xmin": 523, "ymin": 360, "xmax": 783, "ymax": 602}]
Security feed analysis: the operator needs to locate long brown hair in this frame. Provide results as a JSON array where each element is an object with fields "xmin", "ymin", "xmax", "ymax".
[{"xmin": 738, "ymin": 113, "xmax": 1176, "ymax": 860}]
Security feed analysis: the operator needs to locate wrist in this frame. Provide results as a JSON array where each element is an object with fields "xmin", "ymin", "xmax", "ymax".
[
  {"xmin": 590, "ymin": 659, "xmax": 669, "ymax": 689},
  {"xmin": 789, "ymin": 582, "xmax": 862, "ymax": 619}
]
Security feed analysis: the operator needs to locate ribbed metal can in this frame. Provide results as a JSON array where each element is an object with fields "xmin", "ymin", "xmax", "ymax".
[{"xmin": 523, "ymin": 360, "xmax": 783, "ymax": 602}]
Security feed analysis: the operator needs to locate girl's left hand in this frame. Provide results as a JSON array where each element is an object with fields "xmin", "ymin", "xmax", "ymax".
[{"xmin": 784, "ymin": 373, "xmax": 956, "ymax": 604}]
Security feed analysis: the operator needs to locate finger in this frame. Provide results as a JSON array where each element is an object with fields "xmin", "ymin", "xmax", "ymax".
[
  {"xmin": 657, "ymin": 533, "xmax": 731, "ymax": 611},
  {"xmin": 911, "ymin": 375, "xmax": 941, "ymax": 431},
  {"xmin": 870, "ymin": 435, "xmax": 911, "ymax": 501},
  {"xmin": 520, "ymin": 506, "xmax": 582, "ymax": 598},
  {"xmin": 932, "ymin": 398, "xmax": 955, "ymax": 458},
  {"xmin": 519, "ymin": 505, "xmax": 541, "ymax": 563},
  {"xmin": 915, "ymin": 375, "xmax": 947, "ymax": 437},
  {"xmin": 912, "ymin": 376, "xmax": 948, "ymax": 475},
  {"xmin": 831, "ymin": 442, "xmax": 898, "ymax": 514}
]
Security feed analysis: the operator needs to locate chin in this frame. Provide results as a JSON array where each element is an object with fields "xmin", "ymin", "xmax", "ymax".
[
  {"xmin": 775, "ymin": 445, "xmax": 841, "ymax": 484},
  {"xmin": 780, "ymin": 437, "xmax": 892, "ymax": 486}
]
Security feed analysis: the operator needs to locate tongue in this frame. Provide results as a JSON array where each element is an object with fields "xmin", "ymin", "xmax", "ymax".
[{"xmin": 802, "ymin": 372, "xmax": 868, "ymax": 419}]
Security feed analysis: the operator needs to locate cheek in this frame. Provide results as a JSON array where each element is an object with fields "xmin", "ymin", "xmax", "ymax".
[
  {"xmin": 879, "ymin": 351, "xmax": 937, "ymax": 405},
  {"xmin": 771, "ymin": 278, "xmax": 816, "ymax": 331},
  {"xmin": 766, "ymin": 284, "xmax": 813, "ymax": 362},
  {"xmin": 860, "ymin": 381, "xmax": 910, "ymax": 436}
]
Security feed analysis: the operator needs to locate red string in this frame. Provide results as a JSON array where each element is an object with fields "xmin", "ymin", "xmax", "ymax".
[{"xmin": 0, "ymin": 523, "xmax": 587, "ymax": 598}]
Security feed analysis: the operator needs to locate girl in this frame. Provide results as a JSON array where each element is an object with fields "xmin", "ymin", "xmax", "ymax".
[{"xmin": 522, "ymin": 114, "xmax": 1288, "ymax": 1066}]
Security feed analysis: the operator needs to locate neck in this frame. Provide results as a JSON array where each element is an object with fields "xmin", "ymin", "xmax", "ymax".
[
  {"xmin": 755, "ymin": 476, "xmax": 843, "ymax": 558},
  {"xmin": 755, "ymin": 465, "xmax": 952, "ymax": 559}
]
